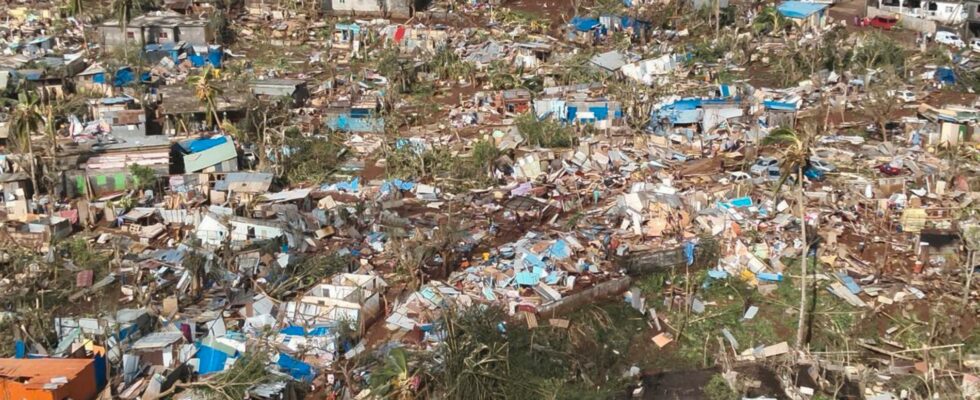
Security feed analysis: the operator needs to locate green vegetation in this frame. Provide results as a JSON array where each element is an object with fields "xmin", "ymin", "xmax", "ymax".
[
  {"xmin": 705, "ymin": 374, "xmax": 738, "ymax": 400},
  {"xmin": 515, "ymin": 113, "xmax": 576, "ymax": 148},
  {"xmin": 128, "ymin": 163, "xmax": 157, "ymax": 191},
  {"xmin": 281, "ymin": 133, "xmax": 348, "ymax": 185}
]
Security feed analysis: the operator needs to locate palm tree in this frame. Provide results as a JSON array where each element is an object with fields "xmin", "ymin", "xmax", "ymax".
[
  {"xmin": 9, "ymin": 91, "xmax": 44, "ymax": 201},
  {"xmin": 65, "ymin": 0, "xmax": 84, "ymax": 17},
  {"xmin": 111, "ymin": 0, "xmax": 139, "ymax": 59},
  {"xmin": 761, "ymin": 125, "xmax": 816, "ymax": 349},
  {"xmin": 188, "ymin": 66, "xmax": 223, "ymax": 129}
]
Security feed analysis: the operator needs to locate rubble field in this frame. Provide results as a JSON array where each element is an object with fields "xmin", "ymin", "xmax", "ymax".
[{"xmin": 0, "ymin": 0, "xmax": 978, "ymax": 399}]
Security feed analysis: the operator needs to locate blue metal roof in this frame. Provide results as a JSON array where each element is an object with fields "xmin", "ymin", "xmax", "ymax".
[{"xmin": 777, "ymin": 1, "xmax": 828, "ymax": 19}]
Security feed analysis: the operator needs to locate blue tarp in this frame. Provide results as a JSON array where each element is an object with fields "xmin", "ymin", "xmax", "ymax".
[
  {"xmin": 197, "ymin": 345, "xmax": 229, "ymax": 375},
  {"xmin": 777, "ymin": 1, "xmax": 827, "ymax": 19},
  {"xmin": 185, "ymin": 136, "xmax": 229, "ymax": 153},
  {"xmin": 321, "ymin": 177, "xmax": 360, "ymax": 192},
  {"xmin": 719, "ymin": 84, "xmax": 733, "ymax": 98},
  {"xmin": 570, "ymin": 16, "xmax": 601, "ymax": 31},
  {"xmin": 757, "ymin": 272, "xmax": 783, "ymax": 282},
  {"xmin": 381, "ymin": 179, "xmax": 415, "ymax": 193},
  {"xmin": 14, "ymin": 340, "xmax": 25, "ymax": 358},
  {"xmin": 114, "ymin": 67, "xmax": 135, "ymax": 87},
  {"xmin": 935, "ymin": 67, "xmax": 956, "ymax": 84},
  {"xmin": 190, "ymin": 54, "xmax": 207, "ymax": 67},
  {"xmin": 684, "ymin": 241, "xmax": 696, "ymax": 265},
  {"xmin": 728, "ymin": 196, "xmax": 753, "ymax": 208},
  {"xmin": 92, "ymin": 72, "xmax": 106, "ymax": 84},
  {"xmin": 277, "ymin": 353, "xmax": 315, "ymax": 382},
  {"xmin": 763, "ymin": 100, "xmax": 798, "ymax": 111},
  {"xmin": 280, "ymin": 326, "xmax": 306, "ymax": 336},
  {"xmin": 548, "ymin": 240, "xmax": 572, "ymax": 260},
  {"xmin": 208, "ymin": 46, "xmax": 223, "ymax": 68}
]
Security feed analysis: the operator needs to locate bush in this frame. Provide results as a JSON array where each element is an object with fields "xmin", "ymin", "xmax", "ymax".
[
  {"xmin": 705, "ymin": 374, "xmax": 738, "ymax": 400},
  {"xmin": 515, "ymin": 113, "xmax": 576, "ymax": 148}
]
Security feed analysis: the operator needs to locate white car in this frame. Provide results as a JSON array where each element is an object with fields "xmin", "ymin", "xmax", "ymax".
[
  {"xmin": 935, "ymin": 31, "xmax": 965, "ymax": 48},
  {"xmin": 750, "ymin": 157, "xmax": 779, "ymax": 175},
  {"xmin": 808, "ymin": 158, "xmax": 837, "ymax": 173},
  {"xmin": 889, "ymin": 90, "xmax": 916, "ymax": 103},
  {"xmin": 728, "ymin": 171, "xmax": 752, "ymax": 182},
  {"xmin": 971, "ymin": 38, "xmax": 980, "ymax": 52}
]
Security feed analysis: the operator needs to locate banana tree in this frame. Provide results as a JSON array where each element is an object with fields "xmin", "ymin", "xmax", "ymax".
[
  {"xmin": 9, "ymin": 91, "xmax": 44, "ymax": 201},
  {"xmin": 188, "ymin": 66, "xmax": 223, "ymax": 130}
]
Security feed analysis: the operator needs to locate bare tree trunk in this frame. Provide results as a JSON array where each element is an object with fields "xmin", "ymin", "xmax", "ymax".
[
  {"xmin": 965, "ymin": 250, "xmax": 974, "ymax": 305},
  {"xmin": 795, "ymin": 165, "xmax": 808, "ymax": 348}
]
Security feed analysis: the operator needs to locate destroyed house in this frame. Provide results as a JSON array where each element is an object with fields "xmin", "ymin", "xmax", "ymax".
[
  {"xmin": 176, "ymin": 136, "xmax": 239, "ymax": 174},
  {"xmin": 228, "ymin": 216, "xmax": 290, "ymax": 245},
  {"xmin": 533, "ymin": 94, "xmax": 623, "ymax": 128},
  {"xmin": 330, "ymin": 23, "xmax": 361, "ymax": 49},
  {"xmin": 475, "ymin": 89, "xmax": 532, "ymax": 114},
  {"xmin": 55, "ymin": 309, "xmax": 153, "ymax": 346},
  {"xmin": 131, "ymin": 331, "xmax": 193, "ymax": 369},
  {"xmin": 213, "ymin": 172, "xmax": 274, "ymax": 204},
  {"xmin": 249, "ymin": 79, "xmax": 309, "ymax": 106},
  {"xmin": 89, "ymin": 97, "xmax": 148, "ymax": 137},
  {"xmin": 73, "ymin": 144, "xmax": 171, "ymax": 197},
  {"xmin": 283, "ymin": 274, "xmax": 387, "ymax": 335},
  {"xmin": 385, "ymin": 25, "xmax": 449, "ymax": 54},
  {"xmin": 324, "ymin": 99, "xmax": 384, "ymax": 133},
  {"xmin": 74, "ymin": 65, "xmax": 139, "ymax": 95},
  {"xmin": 99, "ymin": 11, "xmax": 212, "ymax": 47},
  {"xmin": 155, "ymin": 84, "xmax": 245, "ymax": 134},
  {"xmin": 652, "ymin": 97, "xmax": 744, "ymax": 133},
  {"xmin": 513, "ymin": 42, "xmax": 553, "ymax": 69},
  {"xmin": 0, "ymin": 358, "xmax": 98, "ymax": 400}
]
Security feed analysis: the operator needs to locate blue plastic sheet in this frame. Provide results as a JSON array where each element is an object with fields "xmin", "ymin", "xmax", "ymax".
[
  {"xmin": 684, "ymin": 241, "xmax": 696, "ymax": 265},
  {"xmin": 197, "ymin": 345, "xmax": 228, "ymax": 375},
  {"xmin": 277, "ymin": 353, "xmax": 314, "ymax": 382},
  {"xmin": 570, "ymin": 16, "xmax": 601, "ymax": 31},
  {"xmin": 185, "ymin": 136, "xmax": 228, "ymax": 153},
  {"xmin": 548, "ymin": 240, "xmax": 572, "ymax": 260}
]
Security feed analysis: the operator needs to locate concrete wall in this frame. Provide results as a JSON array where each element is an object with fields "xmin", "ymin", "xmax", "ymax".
[
  {"xmin": 617, "ymin": 246, "xmax": 688, "ymax": 275},
  {"xmin": 324, "ymin": 0, "xmax": 412, "ymax": 17},
  {"xmin": 178, "ymin": 25, "xmax": 210, "ymax": 46},
  {"xmin": 536, "ymin": 277, "xmax": 632, "ymax": 318},
  {"xmin": 867, "ymin": 6, "xmax": 938, "ymax": 33}
]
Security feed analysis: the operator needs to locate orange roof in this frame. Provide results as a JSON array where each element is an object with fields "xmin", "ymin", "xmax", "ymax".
[{"xmin": 0, "ymin": 358, "xmax": 94, "ymax": 389}]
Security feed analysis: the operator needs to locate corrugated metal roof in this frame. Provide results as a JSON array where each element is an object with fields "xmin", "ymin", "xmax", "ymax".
[
  {"xmin": 0, "ymin": 358, "xmax": 94, "ymax": 389},
  {"xmin": 183, "ymin": 140, "xmax": 237, "ymax": 172},
  {"xmin": 132, "ymin": 331, "xmax": 185, "ymax": 350}
]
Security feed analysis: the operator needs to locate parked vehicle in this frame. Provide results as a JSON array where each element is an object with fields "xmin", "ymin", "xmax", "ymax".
[
  {"xmin": 887, "ymin": 90, "xmax": 916, "ymax": 103},
  {"xmin": 877, "ymin": 163, "xmax": 904, "ymax": 176},
  {"xmin": 727, "ymin": 171, "xmax": 751, "ymax": 182},
  {"xmin": 935, "ymin": 31, "xmax": 965, "ymax": 48},
  {"xmin": 869, "ymin": 16, "xmax": 898, "ymax": 30},
  {"xmin": 866, "ymin": 121, "xmax": 904, "ymax": 139},
  {"xmin": 808, "ymin": 158, "xmax": 837, "ymax": 173},
  {"xmin": 971, "ymin": 38, "xmax": 980, "ymax": 52},
  {"xmin": 750, "ymin": 157, "xmax": 779, "ymax": 175}
]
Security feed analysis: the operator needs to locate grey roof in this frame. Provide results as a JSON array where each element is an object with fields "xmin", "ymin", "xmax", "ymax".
[
  {"xmin": 215, "ymin": 172, "xmax": 274, "ymax": 193},
  {"xmin": 102, "ymin": 11, "xmax": 208, "ymax": 28},
  {"xmin": 132, "ymin": 331, "xmax": 185, "ymax": 350},
  {"xmin": 590, "ymin": 51, "xmax": 629, "ymax": 72}
]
